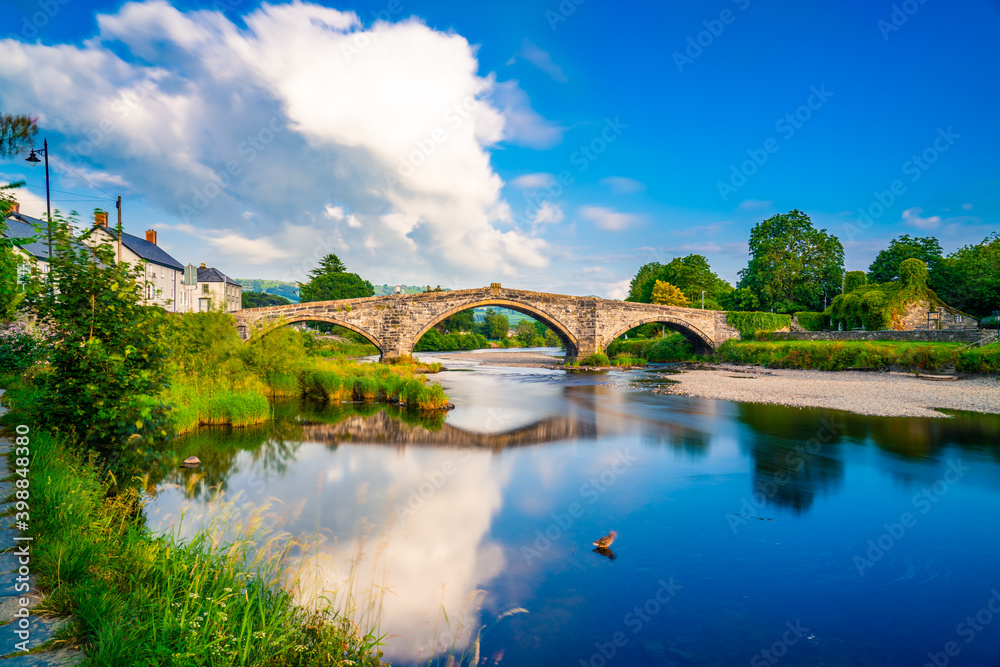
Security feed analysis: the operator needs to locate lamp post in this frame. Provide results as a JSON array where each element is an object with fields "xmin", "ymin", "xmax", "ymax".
[
  {"xmin": 701, "ymin": 290, "xmax": 706, "ymax": 309},
  {"xmin": 25, "ymin": 139, "xmax": 52, "ymax": 270}
]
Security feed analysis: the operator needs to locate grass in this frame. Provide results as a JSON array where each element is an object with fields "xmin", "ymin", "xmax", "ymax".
[
  {"xmin": 714, "ymin": 339, "xmax": 969, "ymax": 372},
  {"xmin": 606, "ymin": 333, "xmax": 700, "ymax": 363},
  {"xmin": 0, "ymin": 411, "xmax": 389, "ymax": 666}
]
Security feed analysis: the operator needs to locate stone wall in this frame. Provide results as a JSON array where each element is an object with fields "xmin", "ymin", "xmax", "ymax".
[{"xmin": 772, "ymin": 330, "xmax": 987, "ymax": 344}]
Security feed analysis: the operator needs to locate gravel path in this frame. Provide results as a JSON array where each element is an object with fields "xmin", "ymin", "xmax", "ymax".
[{"xmin": 656, "ymin": 364, "xmax": 1000, "ymax": 418}]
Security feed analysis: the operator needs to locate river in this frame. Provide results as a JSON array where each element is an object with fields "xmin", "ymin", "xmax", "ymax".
[{"xmin": 146, "ymin": 350, "xmax": 1000, "ymax": 666}]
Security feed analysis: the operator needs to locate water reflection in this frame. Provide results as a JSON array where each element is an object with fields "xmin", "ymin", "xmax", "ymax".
[{"xmin": 147, "ymin": 367, "xmax": 1000, "ymax": 666}]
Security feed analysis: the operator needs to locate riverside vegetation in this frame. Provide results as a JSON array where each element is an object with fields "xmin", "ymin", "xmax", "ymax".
[{"xmin": 0, "ymin": 216, "xmax": 452, "ymax": 664}]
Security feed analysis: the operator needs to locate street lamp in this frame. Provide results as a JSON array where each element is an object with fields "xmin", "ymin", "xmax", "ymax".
[
  {"xmin": 25, "ymin": 138, "xmax": 52, "ymax": 271},
  {"xmin": 701, "ymin": 290, "xmax": 706, "ymax": 309}
]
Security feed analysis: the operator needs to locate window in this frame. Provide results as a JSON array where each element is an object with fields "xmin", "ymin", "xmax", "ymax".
[
  {"xmin": 199, "ymin": 298, "xmax": 210, "ymax": 312},
  {"xmin": 202, "ymin": 284, "xmax": 210, "ymax": 293}
]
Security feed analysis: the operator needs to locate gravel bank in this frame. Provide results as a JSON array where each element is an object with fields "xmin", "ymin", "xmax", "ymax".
[
  {"xmin": 656, "ymin": 364, "xmax": 1000, "ymax": 418},
  {"xmin": 422, "ymin": 350, "xmax": 562, "ymax": 368}
]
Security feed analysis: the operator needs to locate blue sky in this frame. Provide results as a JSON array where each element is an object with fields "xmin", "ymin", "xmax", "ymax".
[{"xmin": 1, "ymin": 0, "xmax": 997, "ymax": 296}]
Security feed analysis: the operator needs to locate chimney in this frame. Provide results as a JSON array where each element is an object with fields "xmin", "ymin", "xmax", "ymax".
[
  {"xmin": 11, "ymin": 203, "xmax": 18, "ymax": 214},
  {"xmin": 200, "ymin": 262, "xmax": 206, "ymax": 268},
  {"xmin": 145, "ymin": 229, "xmax": 157, "ymax": 245},
  {"xmin": 95, "ymin": 210, "xmax": 109, "ymax": 227}
]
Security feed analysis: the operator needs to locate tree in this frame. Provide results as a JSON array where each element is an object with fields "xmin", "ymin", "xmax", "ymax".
[
  {"xmin": 299, "ymin": 254, "xmax": 374, "ymax": 302},
  {"xmin": 650, "ymin": 280, "xmax": 689, "ymax": 306},
  {"xmin": 242, "ymin": 291, "xmax": 291, "ymax": 308},
  {"xmin": 483, "ymin": 308, "xmax": 509, "ymax": 340},
  {"xmin": 0, "ymin": 114, "xmax": 37, "ymax": 157},
  {"xmin": 440, "ymin": 309, "xmax": 475, "ymax": 333},
  {"xmin": 625, "ymin": 255, "xmax": 732, "ymax": 308},
  {"xmin": 0, "ymin": 182, "xmax": 31, "ymax": 321},
  {"xmin": 844, "ymin": 271, "xmax": 867, "ymax": 293},
  {"xmin": 25, "ymin": 212, "xmax": 171, "ymax": 453},
  {"xmin": 737, "ymin": 210, "xmax": 844, "ymax": 313},
  {"xmin": 931, "ymin": 233, "xmax": 1000, "ymax": 318},
  {"xmin": 514, "ymin": 319, "xmax": 541, "ymax": 346},
  {"xmin": 868, "ymin": 234, "xmax": 943, "ymax": 283}
]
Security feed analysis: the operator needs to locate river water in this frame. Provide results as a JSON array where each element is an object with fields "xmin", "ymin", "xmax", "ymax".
[{"xmin": 147, "ymin": 351, "xmax": 1000, "ymax": 666}]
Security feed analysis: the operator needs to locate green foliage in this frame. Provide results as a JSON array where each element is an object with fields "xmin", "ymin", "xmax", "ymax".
[
  {"xmin": 580, "ymin": 352, "xmax": 611, "ymax": 367},
  {"xmin": 299, "ymin": 254, "xmax": 374, "ymax": 303},
  {"xmin": 606, "ymin": 333, "xmax": 700, "ymax": 362},
  {"xmin": 725, "ymin": 311, "xmax": 792, "ymax": 337},
  {"xmin": 0, "ymin": 181, "xmax": 33, "ymax": 320},
  {"xmin": 483, "ymin": 307, "xmax": 509, "ymax": 340},
  {"xmin": 843, "ymin": 271, "xmax": 867, "ymax": 293},
  {"xmin": 514, "ymin": 319, "xmax": 545, "ymax": 346},
  {"xmin": 626, "ymin": 254, "xmax": 732, "ymax": 308},
  {"xmin": 650, "ymin": 280, "xmax": 689, "ymax": 306},
  {"xmin": 0, "ymin": 322, "xmax": 47, "ymax": 372},
  {"xmin": 826, "ymin": 258, "xmax": 953, "ymax": 331},
  {"xmin": 414, "ymin": 328, "xmax": 489, "ymax": 351},
  {"xmin": 716, "ymin": 340, "xmax": 961, "ymax": 372},
  {"xmin": 793, "ymin": 311, "xmax": 828, "ymax": 331},
  {"xmin": 0, "ymin": 113, "xmax": 37, "ymax": 157},
  {"xmin": 242, "ymin": 291, "xmax": 291, "ymax": 308},
  {"xmin": 611, "ymin": 354, "xmax": 646, "ymax": 366},
  {"xmin": 25, "ymin": 213, "xmax": 172, "ymax": 453},
  {"xmin": 868, "ymin": 234, "xmax": 943, "ymax": 283},
  {"xmin": 439, "ymin": 308, "xmax": 475, "ymax": 333},
  {"xmin": 737, "ymin": 209, "xmax": 844, "ymax": 313},
  {"xmin": 956, "ymin": 344, "xmax": 1000, "ymax": 374},
  {"xmin": 931, "ymin": 232, "xmax": 1000, "ymax": 319}
]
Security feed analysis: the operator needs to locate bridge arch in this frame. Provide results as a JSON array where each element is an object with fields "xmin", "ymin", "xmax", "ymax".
[
  {"xmin": 412, "ymin": 299, "xmax": 580, "ymax": 357},
  {"xmin": 248, "ymin": 315, "xmax": 382, "ymax": 351},
  {"xmin": 604, "ymin": 316, "xmax": 715, "ymax": 354}
]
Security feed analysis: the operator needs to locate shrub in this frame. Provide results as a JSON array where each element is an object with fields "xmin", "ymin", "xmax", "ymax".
[
  {"xmin": 794, "ymin": 311, "xmax": 828, "ymax": 331},
  {"xmin": 580, "ymin": 352, "xmax": 611, "ymax": 366},
  {"xmin": 0, "ymin": 322, "xmax": 47, "ymax": 372},
  {"xmin": 725, "ymin": 311, "xmax": 792, "ymax": 338},
  {"xmin": 957, "ymin": 344, "xmax": 1000, "ymax": 374}
]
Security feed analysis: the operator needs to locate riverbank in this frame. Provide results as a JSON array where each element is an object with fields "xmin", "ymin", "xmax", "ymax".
[
  {"xmin": 655, "ymin": 363, "xmax": 1000, "ymax": 417},
  {"xmin": 424, "ymin": 349, "xmax": 561, "ymax": 367}
]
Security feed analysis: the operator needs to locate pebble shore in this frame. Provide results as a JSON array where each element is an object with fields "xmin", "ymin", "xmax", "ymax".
[{"xmin": 427, "ymin": 352, "xmax": 1000, "ymax": 418}]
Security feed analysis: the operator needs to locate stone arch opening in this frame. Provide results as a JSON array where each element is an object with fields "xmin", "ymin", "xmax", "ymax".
[
  {"xmin": 604, "ymin": 317, "xmax": 715, "ymax": 355},
  {"xmin": 245, "ymin": 316, "xmax": 382, "ymax": 352},
  {"xmin": 412, "ymin": 299, "xmax": 580, "ymax": 358}
]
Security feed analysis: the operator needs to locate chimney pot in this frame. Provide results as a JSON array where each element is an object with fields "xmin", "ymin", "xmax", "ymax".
[
  {"xmin": 95, "ymin": 211, "xmax": 108, "ymax": 228},
  {"xmin": 200, "ymin": 262, "xmax": 206, "ymax": 268},
  {"xmin": 145, "ymin": 229, "xmax": 157, "ymax": 245},
  {"xmin": 11, "ymin": 203, "xmax": 19, "ymax": 214}
]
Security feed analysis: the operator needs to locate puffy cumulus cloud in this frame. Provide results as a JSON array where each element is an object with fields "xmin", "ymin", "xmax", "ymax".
[{"xmin": 0, "ymin": 1, "xmax": 555, "ymax": 284}]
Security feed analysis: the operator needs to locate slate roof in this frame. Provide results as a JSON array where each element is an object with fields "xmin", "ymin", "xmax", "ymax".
[
  {"xmin": 3, "ymin": 212, "xmax": 53, "ymax": 261},
  {"xmin": 96, "ymin": 226, "xmax": 184, "ymax": 271},
  {"xmin": 197, "ymin": 266, "xmax": 241, "ymax": 286}
]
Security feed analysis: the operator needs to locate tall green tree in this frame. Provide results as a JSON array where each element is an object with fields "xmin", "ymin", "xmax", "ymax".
[
  {"xmin": 625, "ymin": 254, "xmax": 732, "ymax": 308},
  {"xmin": 931, "ymin": 232, "xmax": 1000, "ymax": 319},
  {"xmin": 737, "ymin": 210, "xmax": 844, "ymax": 313},
  {"xmin": 868, "ymin": 234, "xmax": 943, "ymax": 283},
  {"xmin": 0, "ymin": 113, "xmax": 37, "ymax": 157},
  {"xmin": 483, "ymin": 308, "xmax": 509, "ymax": 340},
  {"xmin": 299, "ymin": 253, "xmax": 374, "ymax": 302},
  {"xmin": 26, "ymin": 213, "xmax": 171, "ymax": 453}
]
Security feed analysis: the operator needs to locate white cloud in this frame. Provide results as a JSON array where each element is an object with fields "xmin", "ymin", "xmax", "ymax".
[
  {"xmin": 512, "ymin": 39, "xmax": 568, "ymax": 83},
  {"xmin": 607, "ymin": 278, "xmax": 630, "ymax": 300},
  {"xmin": 532, "ymin": 200, "xmax": 563, "ymax": 225},
  {"xmin": 578, "ymin": 205, "xmax": 639, "ymax": 231},
  {"xmin": 600, "ymin": 176, "xmax": 645, "ymax": 194},
  {"xmin": 738, "ymin": 199, "xmax": 773, "ymax": 210},
  {"xmin": 962, "ymin": 202, "xmax": 973, "ymax": 210},
  {"xmin": 0, "ymin": 1, "xmax": 558, "ymax": 283},
  {"xmin": 510, "ymin": 172, "xmax": 556, "ymax": 190},
  {"xmin": 902, "ymin": 207, "xmax": 941, "ymax": 230}
]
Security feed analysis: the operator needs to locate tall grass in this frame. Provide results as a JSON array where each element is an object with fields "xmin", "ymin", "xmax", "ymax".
[
  {"xmin": 715, "ymin": 340, "xmax": 964, "ymax": 371},
  {"xmin": 8, "ymin": 425, "xmax": 388, "ymax": 666}
]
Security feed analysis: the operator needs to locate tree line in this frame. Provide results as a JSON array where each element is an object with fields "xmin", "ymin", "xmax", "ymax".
[{"xmin": 625, "ymin": 209, "xmax": 999, "ymax": 320}]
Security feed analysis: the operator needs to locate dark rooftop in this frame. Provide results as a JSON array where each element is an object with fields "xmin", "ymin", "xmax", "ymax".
[{"xmin": 197, "ymin": 266, "xmax": 241, "ymax": 286}]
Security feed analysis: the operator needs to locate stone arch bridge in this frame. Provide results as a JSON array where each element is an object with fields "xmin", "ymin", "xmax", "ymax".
[{"xmin": 234, "ymin": 284, "xmax": 740, "ymax": 361}]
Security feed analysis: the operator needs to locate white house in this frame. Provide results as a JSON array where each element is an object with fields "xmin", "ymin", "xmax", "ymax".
[
  {"xmin": 2, "ymin": 205, "xmax": 52, "ymax": 281},
  {"xmin": 195, "ymin": 263, "xmax": 242, "ymax": 313}
]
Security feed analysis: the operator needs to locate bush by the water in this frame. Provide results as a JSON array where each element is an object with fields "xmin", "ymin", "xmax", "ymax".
[
  {"xmin": 956, "ymin": 343, "xmax": 1000, "ymax": 374},
  {"xmin": 580, "ymin": 352, "xmax": 611, "ymax": 366},
  {"xmin": 606, "ymin": 333, "xmax": 699, "ymax": 362},
  {"xmin": 715, "ymin": 340, "xmax": 962, "ymax": 372},
  {"xmin": 414, "ymin": 328, "xmax": 489, "ymax": 351}
]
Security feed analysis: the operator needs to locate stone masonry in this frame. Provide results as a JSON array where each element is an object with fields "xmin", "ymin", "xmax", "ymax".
[{"xmin": 234, "ymin": 284, "xmax": 741, "ymax": 360}]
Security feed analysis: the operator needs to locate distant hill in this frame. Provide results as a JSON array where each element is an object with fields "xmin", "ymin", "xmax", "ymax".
[
  {"xmin": 236, "ymin": 279, "xmax": 300, "ymax": 302},
  {"xmin": 472, "ymin": 307, "xmax": 536, "ymax": 326}
]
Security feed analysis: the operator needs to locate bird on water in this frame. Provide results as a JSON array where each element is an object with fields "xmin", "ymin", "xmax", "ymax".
[{"xmin": 593, "ymin": 531, "xmax": 617, "ymax": 548}]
